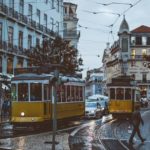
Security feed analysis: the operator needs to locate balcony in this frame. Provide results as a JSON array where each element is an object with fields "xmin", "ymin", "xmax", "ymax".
[
  {"xmin": 63, "ymin": 30, "xmax": 80, "ymax": 39},
  {"xmin": 137, "ymin": 80, "xmax": 150, "ymax": 84},
  {"xmin": 64, "ymin": 14, "xmax": 78, "ymax": 20},
  {"xmin": 0, "ymin": 3, "xmax": 56, "ymax": 38},
  {"xmin": 130, "ymin": 55, "xmax": 145, "ymax": 61}
]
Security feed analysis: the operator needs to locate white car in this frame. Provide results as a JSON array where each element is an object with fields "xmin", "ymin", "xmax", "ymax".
[
  {"xmin": 85, "ymin": 101, "xmax": 104, "ymax": 119},
  {"xmin": 140, "ymin": 97, "xmax": 148, "ymax": 107}
]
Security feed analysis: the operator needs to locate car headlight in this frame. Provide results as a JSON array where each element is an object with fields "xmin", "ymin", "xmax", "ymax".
[
  {"xmin": 21, "ymin": 112, "xmax": 25, "ymax": 117},
  {"xmin": 90, "ymin": 110, "xmax": 95, "ymax": 113}
]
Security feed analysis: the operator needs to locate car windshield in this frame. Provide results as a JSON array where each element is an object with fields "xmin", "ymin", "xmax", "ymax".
[{"xmin": 86, "ymin": 102, "xmax": 97, "ymax": 107}]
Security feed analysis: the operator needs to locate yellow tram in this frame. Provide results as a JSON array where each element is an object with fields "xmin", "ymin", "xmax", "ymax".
[
  {"xmin": 11, "ymin": 67, "xmax": 85, "ymax": 126},
  {"xmin": 108, "ymin": 76, "xmax": 140, "ymax": 117}
]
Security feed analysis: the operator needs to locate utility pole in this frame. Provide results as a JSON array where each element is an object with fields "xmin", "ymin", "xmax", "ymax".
[{"xmin": 52, "ymin": 69, "xmax": 59, "ymax": 150}]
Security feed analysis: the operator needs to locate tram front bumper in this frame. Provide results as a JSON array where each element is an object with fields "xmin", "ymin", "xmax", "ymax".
[{"xmin": 11, "ymin": 117, "xmax": 45, "ymax": 123}]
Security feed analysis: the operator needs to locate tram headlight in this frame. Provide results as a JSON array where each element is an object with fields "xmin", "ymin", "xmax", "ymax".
[{"xmin": 21, "ymin": 112, "xmax": 25, "ymax": 117}]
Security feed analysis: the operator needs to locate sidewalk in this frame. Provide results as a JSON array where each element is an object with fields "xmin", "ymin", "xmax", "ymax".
[
  {"xmin": 0, "ymin": 116, "xmax": 10, "ymax": 124},
  {"xmin": 0, "ymin": 131, "xmax": 70, "ymax": 150},
  {"xmin": 0, "ymin": 115, "xmax": 70, "ymax": 150}
]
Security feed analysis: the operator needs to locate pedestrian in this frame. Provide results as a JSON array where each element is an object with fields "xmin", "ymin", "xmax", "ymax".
[
  {"xmin": 2, "ymin": 99, "xmax": 7, "ymax": 117},
  {"xmin": 129, "ymin": 105, "xmax": 146, "ymax": 145}
]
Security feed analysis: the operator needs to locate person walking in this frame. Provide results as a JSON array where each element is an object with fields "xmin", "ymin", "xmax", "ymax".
[{"xmin": 129, "ymin": 105, "xmax": 146, "ymax": 145}]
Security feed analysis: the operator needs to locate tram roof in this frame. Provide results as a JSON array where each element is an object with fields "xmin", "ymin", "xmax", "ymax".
[
  {"xmin": 12, "ymin": 73, "xmax": 85, "ymax": 83},
  {"xmin": 107, "ymin": 75, "xmax": 136, "ymax": 87}
]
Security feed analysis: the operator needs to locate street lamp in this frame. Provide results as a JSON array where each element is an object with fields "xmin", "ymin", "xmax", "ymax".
[{"xmin": 78, "ymin": 55, "xmax": 83, "ymax": 66}]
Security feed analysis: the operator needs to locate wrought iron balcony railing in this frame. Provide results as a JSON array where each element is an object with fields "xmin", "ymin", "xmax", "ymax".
[{"xmin": 0, "ymin": 2, "xmax": 56, "ymax": 37}]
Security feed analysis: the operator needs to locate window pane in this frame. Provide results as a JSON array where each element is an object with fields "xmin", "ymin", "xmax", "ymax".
[
  {"xmin": 30, "ymin": 83, "xmax": 42, "ymax": 101},
  {"xmin": 44, "ymin": 84, "xmax": 49, "ymax": 100},
  {"xmin": 18, "ymin": 83, "xmax": 28, "ymax": 101},
  {"xmin": 7, "ymin": 58, "xmax": 13, "ymax": 74},
  {"xmin": 61, "ymin": 85, "xmax": 66, "ymax": 102},
  {"xmin": 116, "ymin": 88, "xmax": 124, "ymax": 100},
  {"xmin": 0, "ymin": 23, "xmax": 2, "ymax": 44},
  {"xmin": 147, "ymin": 37, "xmax": 150, "ymax": 45},
  {"xmin": 8, "ymin": 26, "xmax": 13, "ymax": 48},
  {"xmin": 122, "ymin": 38, "xmax": 128, "ymax": 52},
  {"xmin": 67, "ymin": 85, "xmax": 71, "ymax": 102},
  {"xmin": 79, "ymin": 86, "xmax": 83, "ymax": 101},
  {"xmin": 110, "ymin": 88, "xmax": 115, "ymax": 99},
  {"xmin": 136, "ymin": 36, "xmax": 142, "ymax": 45},
  {"xmin": 18, "ymin": 31, "xmax": 23, "ymax": 48},
  {"xmin": 11, "ymin": 84, "xmax": 17, "ymax": 101},
  {"xmin": 125, "ymin": 88, "xmax": 131, "ymax": 99}
]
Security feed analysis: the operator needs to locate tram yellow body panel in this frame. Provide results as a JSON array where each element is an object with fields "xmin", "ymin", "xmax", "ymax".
[
  {"xmin": 56, "ymin": 102, "xmax": 85, "ymax": 119},
  {"xmin": 11, "ymin": 101, "xmax": 52, "ymax": 123},
  {"xmin": 108, "ymin": 100, "xmax": 133, "ymax": 113},
  {"xmin": 11, "ymin": 101, "xmax": 85, "ymax": 123}
]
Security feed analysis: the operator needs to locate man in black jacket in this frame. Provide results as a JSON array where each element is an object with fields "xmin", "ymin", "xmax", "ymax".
[{"xmin": 129, "ymin": 105, "xmax": 146, "ymax": 145}]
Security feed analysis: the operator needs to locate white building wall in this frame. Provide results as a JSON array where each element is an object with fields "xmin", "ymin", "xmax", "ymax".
[{"xmin": 0, "ymin": 0, "xmax": 64, "ymax": 77}]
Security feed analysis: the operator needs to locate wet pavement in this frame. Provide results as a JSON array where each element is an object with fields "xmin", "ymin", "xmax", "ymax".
[{"xmin": 0, "ymin": 107, "xmax": 150, "ymax": 150}]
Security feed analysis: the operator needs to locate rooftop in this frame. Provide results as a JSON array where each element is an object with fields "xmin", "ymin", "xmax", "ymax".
[{"xmin": 131, "ymin": 25, "xmax": 150, "ymax": 33}]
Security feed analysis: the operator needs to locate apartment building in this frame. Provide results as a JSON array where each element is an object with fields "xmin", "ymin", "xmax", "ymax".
[
  {"xmin": 63, "ymin": 2, "xmax": 80, "ymax": 49},
  {"xmin": 0, "ymin": 0, "xmax": 63, "ymax": 79}
]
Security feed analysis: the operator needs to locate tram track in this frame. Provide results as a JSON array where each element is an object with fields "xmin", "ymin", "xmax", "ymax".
[
  {"xmin": 96, "ymin": 119, "xmax": 134, "ymax": 150},
  {"xmin": 0, "ymin": 118, "xmax": 89, "ymax": 139}
]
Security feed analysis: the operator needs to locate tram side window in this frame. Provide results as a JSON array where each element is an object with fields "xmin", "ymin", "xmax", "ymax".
[
  {"xmin": 76, "ymin": 86, "xmax": 79, "ymax": 101},
  {"xmin": 67, "ymin": 85, "xmax": 71, "ymax": 102},
  {"xmin": 11, "ymin": 84, "xmax": 17, "ymax": 101},
  {"xmin": 116, "ymin": 88, "xmax": 124, "ymax": 100},
  {"xmin": 110, "ymin": 88, "xmax": 115, "ymax": 99},
  {"xmin": 79, "ymin": 86, "xmax": 83, "ymax": 101},
  {"xmin": 18, "ymin": 83, "xmax": 28, "ymax": 101},
  {"xmin": 44, "ymin": 84, "xmax": 49, "ymax": 101},
  {"xmin": 125, "ymin": 88, "xmax": 131, "ymax": 100},
  {"xmin": 61, "ymin": 85, "xmax": 66, "ymax": 102},
  {"xmin": 30, "ymin": 83, "xmax": 42, "ymax": 101},
  {"xmin": 71, "ymin": 85, "xmax": 74, "ymax": 102},
  {"xmin": 57, "ymin": 85, "xmax": 61, "ymax": 102}
]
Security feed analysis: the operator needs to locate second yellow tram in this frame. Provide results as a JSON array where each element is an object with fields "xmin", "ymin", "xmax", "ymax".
[{"xmin": 108, "ymin": 76, "xmax": 140, "ymax": 117}]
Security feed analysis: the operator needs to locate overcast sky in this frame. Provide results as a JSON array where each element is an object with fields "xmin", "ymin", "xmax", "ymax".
[{"xmin": 64, "ymin": 0, "xmax": 150, "ymax": 78}]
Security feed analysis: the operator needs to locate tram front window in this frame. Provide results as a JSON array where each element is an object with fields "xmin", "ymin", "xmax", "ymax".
[
  {"xmin": 18, "ymin": 83, "xmax": 28, "ymax": 101},
  {"xmin": 30, "ymin": 83, "xmax": 42, "ymax": 101},
  {"xmin": 110, "ymin": 88, "xmax": 115, "ymax": 99},
  {"xmin": 125, "ymin": 88, "xmax": 131, "ymax": 100},
  {"xmin": 116, "ymin": 88, "xmax": 124, "ymax": 100}
]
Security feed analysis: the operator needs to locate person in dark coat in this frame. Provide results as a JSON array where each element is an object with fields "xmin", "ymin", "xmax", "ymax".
[{"xmin": 129, "ymin": 105, "xmax": 146, "ymax": 144}]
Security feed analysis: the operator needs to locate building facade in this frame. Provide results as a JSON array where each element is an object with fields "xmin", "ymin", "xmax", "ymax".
[
  {"xmin": 85, "ymin": 67, "xmax": 104, "ymax": 98},
  {"xmin": 63, "ymin": 2, "xmax": 80, "ymax": 49},
  {"xmin": 103, "ymin": 16, "xmax": 150, "ymax": 98},
  {"xmin": 0, "ymin": 0, "xmax": 63, "ymax": 78}
]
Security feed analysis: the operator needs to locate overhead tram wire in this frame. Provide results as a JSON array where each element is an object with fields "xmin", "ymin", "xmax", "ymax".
[
  {"xmin": 78, "ymin": 24, "xmax": 109, "ymax": 33},
  {"xmin": 106, "ymin": 0, "xmax": 143, "ymax": 44},
  {"xmin": 82, "ymin": 10, "xmax": 121, "ymax": 17},
  {"xmin": 95, "ymin": 2, "xmax": 133, "ymax": 7}
]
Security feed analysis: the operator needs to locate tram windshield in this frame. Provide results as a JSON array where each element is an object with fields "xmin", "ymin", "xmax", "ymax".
[
  {"xmin": 18, "ymin": 83, "xmax": 28, "ymax": 101},
  {"xmin": 30, "ymin": 83, "xmax": 42, "ymax": 101},
  {"xmin": 125, "ymin": 88, "xmax": 131, "ymax": 99}
]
